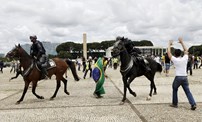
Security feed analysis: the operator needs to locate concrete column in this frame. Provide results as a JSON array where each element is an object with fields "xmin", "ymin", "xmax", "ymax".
[{"xmin": 83, "ymin": 33, "xmax": 87, "ymax": 59}]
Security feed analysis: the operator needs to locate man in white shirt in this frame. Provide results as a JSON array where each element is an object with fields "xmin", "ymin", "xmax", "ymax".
[{"xmin": 167, "ymin": 37, "xmax": 196, "ymax": 110}]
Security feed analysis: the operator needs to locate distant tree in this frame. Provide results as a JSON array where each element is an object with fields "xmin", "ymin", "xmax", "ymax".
[
  {"xmin": 57, "ymin": 51, "xmax": 72, "ymax": 59},
  {"xmin": 100, "ymin": 40, "xmax": 116, "ymax": 49},
  {"xmin": 56, "ymin": 39, "xmax": 154, "ymax": 56},
  {"xmin": 140, "ymin": 40, "xmax": 153, "ymax": 46},
  {"xmin": 48, "ymin": 54, "xmax": 57, "ymax": 59},
  {"xmin": 87, "ymin": 42, "xmax": 100, "ymax": 50},
  {"xmin": 0, "ymin": 57, "xmax": 9, "ymax": 62},
  {"xmin": 188, "ymin": 45, "xmax": 202, "ymax": 56},
  {"xmin": 56, "ymin": 42, "xmax": 76, "ymax": 53}
]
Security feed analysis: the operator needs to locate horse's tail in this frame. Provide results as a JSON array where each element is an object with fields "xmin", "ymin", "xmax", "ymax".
[
  {"xmin": 156, "ymin": 63, "xmax": 162, "ymax": 73},
  {"xmin": 65, "ymin": 59, "xmax": 80, "ymax": 81}
]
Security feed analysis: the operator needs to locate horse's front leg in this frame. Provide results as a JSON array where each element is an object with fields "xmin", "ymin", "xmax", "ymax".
[
  {"xmin": 127, "ymin": 77, "xmax": 136, "ymax": 97},
  {"xmin": 32, "ymin": 81, "xmax": 44, "ymax": 99},
  {"xmin": 120, "ymin": 77, "xmax": 127, "ymax": 105},
  {"xmin": 16, "ymin": 80, "xmax": 30, "ymax": 104}
]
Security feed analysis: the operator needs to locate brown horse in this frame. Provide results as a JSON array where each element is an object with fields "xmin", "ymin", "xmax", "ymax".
[{"xmin": 6, "ymin": 44, "xmax": 80, "ymax": 104}]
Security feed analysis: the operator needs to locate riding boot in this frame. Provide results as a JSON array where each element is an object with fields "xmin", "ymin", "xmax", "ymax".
[
  {"xmin": 143, "ymin": 59, "xmax": 151, "ymax": 72},
  {"xmin": 41, "ymin": 67, "xmax": 49, "ymax": 79},
  {"xmin": 140, "ymin": 61, "xmax": 150, "ymax": 72}
]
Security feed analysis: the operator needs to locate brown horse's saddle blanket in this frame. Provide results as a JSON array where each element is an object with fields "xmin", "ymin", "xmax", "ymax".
[
  {"xmin": 23, "ymin": 59, "xmax": 56, "ymax": 77},
  {"xmin": 35, "ymin": 59, "xmax": 56, "ymax": 71},
  {"xmin": 46, "ymin": 59, "xmax": 56, "ymax": 69}
]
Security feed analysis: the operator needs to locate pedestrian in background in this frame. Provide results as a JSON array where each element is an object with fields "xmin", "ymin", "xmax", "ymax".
[
  {"xmin": 198, "ymin": 56, "xmax": 202, "ymax": 69},
  {"xmin": 193, "ymin": 56, "xmax": 198, "ymax": 69},
  {"xmin": 10, "ymin": 61, "xmax": 16, "ymax": 73},
  {"xmin": 83, "ymin": 56, "xmax": 92, "ymax": 79},
  {"xmin": 82, "ymin": 57, "xmax": 86, "ymax": 72},
  {"xmin": 165, "ymin": 53, "xmax": 171, "ymax": 77},
  {"xmin": 187, "ymin": 54, "xmax": 193, "ymax": 75},
  {"xmin": 76, "ymin": 56, "xmax": 82, "ymax": 71},
  {"xmin": 0, "ymin": 60, "xmax": 4, "ymax": 73}
]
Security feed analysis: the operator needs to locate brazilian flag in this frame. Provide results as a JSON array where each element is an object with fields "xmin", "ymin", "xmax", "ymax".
[{"xmin": 92, "ymin": 57, "xmax": 105, "ymax": 95}]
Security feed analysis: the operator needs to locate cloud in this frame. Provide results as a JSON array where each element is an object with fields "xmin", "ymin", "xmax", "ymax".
[{"xmin": 0, "ymin": 0, "xmax": 202, "ymax": 54}]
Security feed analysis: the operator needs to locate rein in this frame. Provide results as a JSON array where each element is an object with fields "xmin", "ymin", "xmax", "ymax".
[{"xmin": 22, "ymin": 60, "xmax": 34, "ymax": 77}]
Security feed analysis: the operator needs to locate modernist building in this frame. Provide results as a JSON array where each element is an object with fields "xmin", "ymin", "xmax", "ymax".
[{"xmin": 106, "ymin": 46, "xmax": 167, "ymax": 57}]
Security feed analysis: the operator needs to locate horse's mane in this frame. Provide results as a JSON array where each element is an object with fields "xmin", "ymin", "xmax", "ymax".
[
  {"xmin": 18, "ymin": 45, "xmax": 32, "ymax": 58},
  {"xmin": 116, "ymin": 36, "xmax": 134, "ymax": 54}
]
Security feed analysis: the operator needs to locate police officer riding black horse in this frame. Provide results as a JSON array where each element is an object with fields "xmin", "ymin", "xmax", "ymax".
[
  {"xmin": 30, "ymin": 35, "xmax": 49, "ymax": 79},
  {"xmin": 123, "ymin": 37, "xmax": 151, "ymax": 72}
]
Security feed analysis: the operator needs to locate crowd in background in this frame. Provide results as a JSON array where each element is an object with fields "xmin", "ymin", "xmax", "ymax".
[{"xmin": 152, "ymin": 53, "xmax": 202, "ymax": 76}]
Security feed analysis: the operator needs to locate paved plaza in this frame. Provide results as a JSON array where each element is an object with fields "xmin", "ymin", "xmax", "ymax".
[{"xmin": 0, "ymin": 66, "xmax": 202, "ymax": 122}]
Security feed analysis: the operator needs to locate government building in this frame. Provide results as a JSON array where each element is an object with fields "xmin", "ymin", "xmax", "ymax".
[{"xmin": 106, "ymin": 46, "xmax": 167, "ymax": 57}]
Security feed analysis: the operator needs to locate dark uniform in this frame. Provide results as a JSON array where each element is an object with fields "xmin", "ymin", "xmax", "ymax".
[
  {"xmin": 125, "ymin": 40, "xmax": 151, "ymax": 72},
  {"xmin": 30, "ymin": 35, "xmax": 48, "ymax": 78}
]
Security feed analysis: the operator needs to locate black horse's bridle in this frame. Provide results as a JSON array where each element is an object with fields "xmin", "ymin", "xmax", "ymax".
[{"xmin": 113, "ymin": 40, "xmax": 134, "ymax": 73}]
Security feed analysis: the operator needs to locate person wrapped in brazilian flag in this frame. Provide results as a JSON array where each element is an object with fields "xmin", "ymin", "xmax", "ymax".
[{"xmin": 92, "ymin": 57, "xmax": 105, "ymax": 98}]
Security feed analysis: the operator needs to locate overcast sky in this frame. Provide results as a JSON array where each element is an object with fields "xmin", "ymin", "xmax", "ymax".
[{"xmin": 0, "ymin": 0, "xmax": 202, "ymax": 54}]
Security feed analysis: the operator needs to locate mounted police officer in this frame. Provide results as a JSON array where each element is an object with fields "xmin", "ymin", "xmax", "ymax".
[
  {"xmin": 124, "ymin": 37, "xmax": 151, "ymax": 72},
  {"xmin": 30, "ymin": 35, "xmax": 49, "ymax": 79}
]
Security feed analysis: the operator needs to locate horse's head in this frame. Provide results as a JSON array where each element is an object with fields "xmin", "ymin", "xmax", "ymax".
[
  {"xmin": 112, "ymin": 37, "xmax": 127, "ymax": 57},
  {"xmin": 6, "ymin": 44, "xmax": 22, "ymax": 59}
]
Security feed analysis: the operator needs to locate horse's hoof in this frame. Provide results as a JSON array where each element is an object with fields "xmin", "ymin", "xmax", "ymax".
[
  {"xmin": 65, "ymin": 91, "xmax": 70, "ymax": 95},
  {"xmin": 50, "ymin": 97, "xmax": 54, "ymax": 100},
  {"xmin": 146, "ymin": 96, "xmax": 151, "ymax": 101},
  {"xmin": 119, "ymin": 101, "xmax": 125, "ymax": 105},
  {"xmin": 132, "ymin": 92, "xmax": 137, "ymax": 97},
  {"xmin": 39, "ymin": 96, "xmax": 44, "ymax": 99},
  {"xmin": 16, "ymin": 101, "xmax": 21, "ymax": 105},
  {"xmin": 153, "ymin": 92, "xmax": 157, "ymax": 95}
]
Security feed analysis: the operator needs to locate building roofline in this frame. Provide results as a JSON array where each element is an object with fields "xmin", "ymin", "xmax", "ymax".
[{"xmin": 107, "ymin": 46, "xmax": 166, "ymax": 50}]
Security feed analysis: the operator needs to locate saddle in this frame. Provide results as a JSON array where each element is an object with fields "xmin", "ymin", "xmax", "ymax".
[
  {"xmin": 36, "ymin": 59, "xmax": 56, "ymax": 71},
  {"xmin": 23, "ymin": 59, "xmax": 56, "ymax": 77},
  {"xmin": 131, "ymin": 55, "xmax": 149, "ymax": 68}
]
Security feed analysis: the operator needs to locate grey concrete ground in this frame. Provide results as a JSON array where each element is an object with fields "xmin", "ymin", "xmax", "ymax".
[{"xmin": 0, "ymin": 66, "xmax": 202, "ymax": 122}]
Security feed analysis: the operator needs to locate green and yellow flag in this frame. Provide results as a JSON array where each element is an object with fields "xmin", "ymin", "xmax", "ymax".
[{"xmin": 92, "ymin": 57, "xmax": 105, "ymax": 95}]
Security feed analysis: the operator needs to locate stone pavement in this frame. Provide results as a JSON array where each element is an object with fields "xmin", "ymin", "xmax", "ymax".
[{"xmin": 0, "ymin": 66, "xmax": 202, "ymax": 122}]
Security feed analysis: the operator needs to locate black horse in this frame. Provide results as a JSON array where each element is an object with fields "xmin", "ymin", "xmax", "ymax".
[{"xmin": 112, "ymin": 37, "xmax": 162, "ymax": 104}]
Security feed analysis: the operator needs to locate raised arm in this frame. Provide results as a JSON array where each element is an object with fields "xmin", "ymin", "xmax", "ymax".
[
  {"xmin": 178, "ymin": 37, "xmax": 188, "ymax": 55},
  {"xmin": 167, "ymin": 40, "xmax": 173, "ymax": 60}
]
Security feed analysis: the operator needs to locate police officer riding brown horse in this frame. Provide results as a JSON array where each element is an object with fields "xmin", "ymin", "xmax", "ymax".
[{"xmin": 6, "ymin": 35, "xmax": 80, "ymax": 104}]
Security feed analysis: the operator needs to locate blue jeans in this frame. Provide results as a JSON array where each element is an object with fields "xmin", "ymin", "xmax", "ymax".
[{"xmin": 172, "ymin": 76, "xmax": 196, "ymax": 106}]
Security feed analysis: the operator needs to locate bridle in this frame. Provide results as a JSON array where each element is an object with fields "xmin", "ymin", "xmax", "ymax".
[
  {"xmin": 113, "ymin": 40, "xmax": 126, "ymax": 54},
  {"xmin": 113, "ymin": 40, "xmax": 134, "ymax": 73}
]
